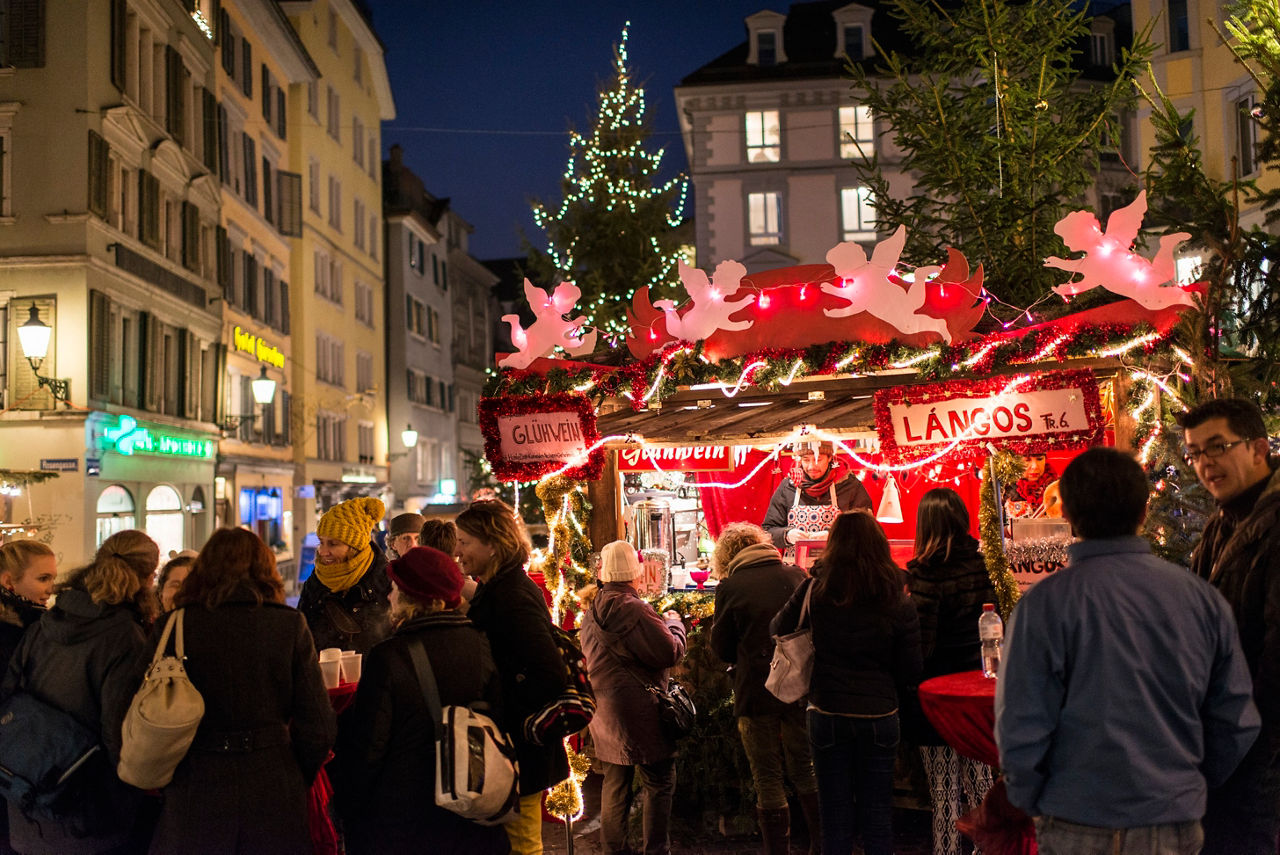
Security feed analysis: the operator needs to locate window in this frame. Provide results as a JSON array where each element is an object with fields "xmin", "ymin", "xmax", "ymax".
[
  {"xmin": 316, "ymin": 411, "xmax": 346, "ymax": 461},
  {"xmin": 406, "ymin": 369, "xmax": 429, "ymax": 404},
  {"xmin": 369, "ymin": 215, "xmax": 379, "ymax": 259},
  {"xmin": 261, "ymin": 65, "xmax": 273, "ymax": 124},
  {"xmin": 353, "ymin": 117, "xmax": 364, "ymax": 167},
  {"xmin": 328, "ymin": 7, "xmax": 339, "ymax": 50},
  {"xmin": 326, "ymin": 86, "xmax": 340, "ymax": 140},
  {"xmin": 843, "ymin": 25, "xmax": 864, "ymax": 60},
  {"xmin": 313, "ymin": 249, "xmax": 343, "ymax": 303},
  {"xmin": 1168, "ymin": 0, "xmax": 1189, "ymax": 52},
  {"xmin": 145, "ymin": 485, "xmax": 184, "ymax": 560},
  {"xmin": 354, "ymin": 46, "xmax": 364, "ymax": 85},
  {"xmin": 748, "ymin": 191, "xmax": 782, "ymax": 245},
  {"xmin": 840, "ymin": 186, "xmax": 876, "ymax": 242},
  {"xmin": 428, "ymin": 306, "xmax": 440, "ymax": 344},
  {"xmin": 1236, "ymin": 94, "xmax": 1260, "ymax": 176},
  {"xmin": 358, "ymin": 422, "xmax": 374, "ymax": 464},
  {"xmin": 1091, "ymin": 32, "xmax": 1114, "ymax": 66},
  {"xmin": 262, "ymin": 158, "xmax": 274, "ymax": 224},
  {"xmin": 356, "ymin": 352, "xmax": 373, "ymax": 393},
  {"xmin": 308, "ymin": 159, "xmax": 321, "ymax": 213},
  {"xmin": 307, "ymin": 79, "xmax": 319, "ymax": 120},
  {"xmin": 756, "ymin": 31, "xmax": 777, "ymax": 66},
  {"xmin": 354, "ymin": 281, "xmax": 373, "ymax": 326},
  {"xmin": 406, "ymin": 295, "xmax": 425, "ymax": 336},
  {"xmin": 328, "ymin": 175, "xmax": 341, "ymax": 230},
  {"xmin": 839, "ymin": 105, "xmax": 874, "ymax": 159},
  {"xmin": 745, "ymin": 111, "xmax": 780, "ymax": 163},
  {"xmin": 96, "ymin": 485, "xmax": 135, "ymax": 546},
  {"xmin": 368, "ymin": 137, "xmax": 378, "ymax": 177},
  {"xmin": 354, "ymin": 198, "xmax": 366, "ymax": 249},
  {"xmin": 315, "ymin": 332, "xmax": 344, "ymax": 386}
]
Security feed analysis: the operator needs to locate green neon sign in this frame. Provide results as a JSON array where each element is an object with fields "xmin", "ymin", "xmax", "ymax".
[{"xmin": 98, "ymin": 415, "xmax": 214, "ymax": 459}]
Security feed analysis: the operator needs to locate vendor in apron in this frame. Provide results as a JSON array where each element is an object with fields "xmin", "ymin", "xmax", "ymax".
[{"xmin": 762, "ymin": 440, "xmax": 873, "ymax": 560}]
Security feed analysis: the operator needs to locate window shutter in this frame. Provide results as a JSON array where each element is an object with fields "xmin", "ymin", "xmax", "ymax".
[
  {"xmin": 181, "ymin": 202, "xmax": 200, "ymax": 271},
  {"xmin": 89, "ymin": 290, "xmax": 111, "ymax": 401},
  {"xmin": 138, "ymin": 170, "xmax": 160, "ymax": 249},
  {"xmin": 139, "ymin": 311, "xmax": 160, "ymax": 411},
  {"xmin": 201, "ymin": 88, "xmax": 219, "ymax": 174},
  {"xmin": 242, "ymin": 133, "xmax": 256, "ymax": 207},
  {"xmin": 276, "ymin": 170, "xmax": 301, "ymax": 237},
  {"xmin": 87, "ymin": 130, "xmax": 109, "ymax": 219},
  {"xmin": 262, "ymin": 158, "xmax": 273, "ymax": 225},
  {"xmin": 245, "ymin": 254, "xmax": 259, "ymax": 320},
  {"xmin": 241, "ymin": 39, "xmax": 252, "ymax": 98},
  {"xmin": 219, "ymin": 11, "xmax": 234, "ymax": 74},
  {"xmin": 216, "ymin": 225, "xmax": 230, "ymax": 297},
  {"xmin": 279, "ymin": 280, "xmax": 291, "ymax": 334},
  {"xmin": 5, "ymin": 0, "xmax": 44, "ymax": 68},
  {"xmin": 179, "ymin": 330, "xmax": 198, "ymax": 419},
  {"xmin": 110, "ymin": 0, "xmax": 126, "ymax": 89},
  {"xmin": 280, "ymin": 390, "xmax": 291, "ymax": 445},
  {"xmin": 165, "ymin": 46, "xmax": 185, "ymax": 145},
  {"xmin": 261, "ymin": 65, "xmax": 271, "ymax": 122},
  {"xmin": 263, "ymin": 267, "xmax": 276, "ymax": 328},
  {"xmin": 217, "ymin": 104, "xmax": 229, "ymax": 183},
  {"xmin": 276, "ymin": 89, "xmax": 287, "ymax": 139}
]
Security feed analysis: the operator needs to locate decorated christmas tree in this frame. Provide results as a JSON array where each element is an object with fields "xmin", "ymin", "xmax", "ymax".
[{"xmin": 524, "ymin": 23, "xmax": 690, "ymax": 341}]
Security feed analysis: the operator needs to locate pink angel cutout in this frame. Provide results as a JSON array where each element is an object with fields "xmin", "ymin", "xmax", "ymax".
[
  {"xmin": 653, "ymin": 259, "xmax": 755, "ymax": 342},
  {"xmin": 498, "ymin": 279, "xmax": 597, "ymax": 370}
]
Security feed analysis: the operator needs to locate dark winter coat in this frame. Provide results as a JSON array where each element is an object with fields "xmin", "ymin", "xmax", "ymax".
[
  {"xmin": 709, "ymin": 544, "xmax": 806, "ymax": 717},
  {"xmin": 761, "ymin": 474, "xmax": 872, "ymax": 548},
  {"xmin": 1, "ymin": 588, "xmax": 150, "ymax": 855},
  {"xmin": 772, "ymin": 576, "xmax": 922, "ymax": 716},
  {"xmin": 333, "ymin": 611, "xmax": 509, "ymax": 855},
  {"xmin": 903, "ymin": 536, "xmax": 995, "ymax": 743},
  {"xmin": 298, "ymin": 549, "xmax": 392, "ymax": 654},
  {"xmin": 466, "ymin": 560, "xmax": 569, "ymax": 794},
  {"xmin": 580, "ymin": 582, "xmax": 687, "ymax": 766},
  {"xmin": 0, "ymin": 587, "xmax": 44, "ymax": 854},
  {"xmin": 1190, "ymin": 460, "xmax": 1280, "ymax": 802},
  {"xmin": 147, "ymin": 591, "xmax": 336, "ymax": 855}
]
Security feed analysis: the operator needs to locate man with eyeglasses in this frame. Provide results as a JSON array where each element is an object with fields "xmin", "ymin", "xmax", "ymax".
[{"xmin": 1180, "ymin": 397, "xmax": 1280, "ymax": 854}]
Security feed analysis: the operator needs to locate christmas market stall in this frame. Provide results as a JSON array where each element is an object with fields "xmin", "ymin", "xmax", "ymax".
[{"xmin": 478, "ymin": 190, "xmax": 1203, "ymax": 831}]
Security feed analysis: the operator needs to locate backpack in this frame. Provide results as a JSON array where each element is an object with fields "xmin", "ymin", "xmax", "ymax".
[
  {"xmin": 522, "ymin": 624, "xmax": 596, "ymax": 746},
  {"xmin": 407, "ymin": 640, "xmax": 520, "ymax": 825},
  {"xmin": 0, "ymin": 685, "xmax": 101, "ymax": 818}
]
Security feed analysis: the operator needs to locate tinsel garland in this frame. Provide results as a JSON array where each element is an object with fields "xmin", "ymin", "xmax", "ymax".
[
  {"xmin": 534, "ymin": 475, "xmax": 592, "ymax": 621},
  {"xmin": 1004, "ymin": 537, "xmax": 1072, "ymax": 566},
  {"xmin": 655, "ymin": 589, "xmax": 716, "ymax": 623},
  {"xmin": 544, "ymin": 738, "xmax": 593, "ymax": 820},
  {"xmin": 978, "ymin": 452, "xmax": 1023, "ymax": 618}
]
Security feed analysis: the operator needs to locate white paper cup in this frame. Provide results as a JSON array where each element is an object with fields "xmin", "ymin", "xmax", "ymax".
[
  {"xmin": 318, "ymin": 647, "xmax": 342, "ymax": 663},
  {"xmin": 320, "ymin": 659, "xmax": 341, "ymax": 689},
  {"xmin": 340, "ymin": 652, "xmax": 362, "ymax": 683}
]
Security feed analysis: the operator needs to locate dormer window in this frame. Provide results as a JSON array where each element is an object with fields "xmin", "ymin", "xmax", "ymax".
[
  {"xmin": 1089, "ymin": 18, "xmax": 1115, "ymax": 66},
  {"xmin": 832, "ymin": 3, "xmax": 874, "ymax": 61},
  {"xmin": 746, "ymin": 11, "xmax": 788, "ymax": 66}
]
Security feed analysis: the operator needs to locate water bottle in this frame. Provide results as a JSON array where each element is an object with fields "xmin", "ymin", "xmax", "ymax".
[{"xmin": 979, "ymin": 603, "xmax": 1003, "ymax": 678}]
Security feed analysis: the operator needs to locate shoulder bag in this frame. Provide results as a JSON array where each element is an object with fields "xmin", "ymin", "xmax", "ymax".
[
  {"xmin": 118, "ymin": 608, "xmax": 206, "ymax": 789},
  {"xmin": 592, "ymin": 603, "xmax": 696, "ymax": 740},
  {"xmin": 765, "ymin": 579, "xmax": 815, "ymax": 704}
]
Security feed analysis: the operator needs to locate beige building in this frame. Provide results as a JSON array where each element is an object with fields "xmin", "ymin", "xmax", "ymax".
[
  {"xmin": 213, "ymin": 0, "xmax": 318, "ymax": 585},
  {"xmin": 0, "ymin": 1, "xmax": 223, "ymax": 563},
  {"xmin": 279, "ymin": 1, "xmax": 394, "ymax": 566}
]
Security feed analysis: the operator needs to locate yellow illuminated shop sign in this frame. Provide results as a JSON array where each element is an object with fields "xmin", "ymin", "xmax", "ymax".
[{"xmin": 233, "ymin": 326, "xmax": 285, "ymax": 368}]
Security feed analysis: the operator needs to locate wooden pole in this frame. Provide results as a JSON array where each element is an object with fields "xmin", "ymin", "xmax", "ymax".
[{"xmin": 587, "ymin": 449, "xmax": 623, "ymax": 552}]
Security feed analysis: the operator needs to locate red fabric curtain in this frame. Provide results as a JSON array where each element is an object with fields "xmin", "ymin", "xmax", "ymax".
[{"xmin": 694, "ymin": 450, "xmax": 784, "ymax": 538}]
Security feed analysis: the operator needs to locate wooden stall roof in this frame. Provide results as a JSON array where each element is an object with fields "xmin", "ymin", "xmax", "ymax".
[{"xmin": 595, "ymin": 358, "xmax": 1127, "ymax": 449}]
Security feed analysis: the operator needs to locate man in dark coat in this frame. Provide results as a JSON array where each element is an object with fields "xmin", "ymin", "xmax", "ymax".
[
  {"xmin": 709, "ymin": 523, "xmax": 819, "ymax": 855},
  {"xmin": 581, "ymin": 541, "xmax": 686, "ymax": 855},
  {"xmin": 762, "ymin": 441, "xmax": 871, "ymax": 550},
  {"xmin": 1181, "ymin": 397, "xmax": 1280, "ymax": 854}
]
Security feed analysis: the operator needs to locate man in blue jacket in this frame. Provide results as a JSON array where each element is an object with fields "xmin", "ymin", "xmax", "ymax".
[{"xmin": 995, "ymin": 447, "xmax": 1259, "ymax": 853}]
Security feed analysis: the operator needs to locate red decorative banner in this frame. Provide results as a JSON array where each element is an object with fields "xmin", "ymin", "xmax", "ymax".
[
  {"xmin": 616, "ymin": 444, "xmax": 746, "ymax": 473},
  {"xmin": 479, "ymin": 393, "xmax": 604, "ymax": 482},
  {"xmin": 873, "ymin": 369, "xmax": 1104, "ymax": 463}
]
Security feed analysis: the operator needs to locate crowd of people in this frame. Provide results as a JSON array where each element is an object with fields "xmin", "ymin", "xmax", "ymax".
[{"xmin": 0, "ymin": 394, "xmax": 1274, "ymax": 855}]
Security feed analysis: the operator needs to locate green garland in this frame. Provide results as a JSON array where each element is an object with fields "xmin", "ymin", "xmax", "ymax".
[
  {"xmin": 533, "ymin": 476, "xmax": 593, "ymax": 620},
  {"xmin": 979, "ymin": 452, "xmax": 1023, "ymax": 619}
]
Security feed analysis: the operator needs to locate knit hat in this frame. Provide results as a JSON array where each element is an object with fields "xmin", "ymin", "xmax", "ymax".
[
  {"xmin": 798, "ymin": 441, "xmax": 833, "ymax": 457},
  {"xmin": 599, "ymin": 540, "xmax": 641, "ymax": 583},
  {"xmin": 387, "ymin": 546, "xmax": 464, "ymax": 609},
  {"xmin": 389, "ymin": 512, "xmax": 426, "ymax": 538},
  {"xmin": 317, "ymin": 497, "xmax": 385, "ymax": 551}
]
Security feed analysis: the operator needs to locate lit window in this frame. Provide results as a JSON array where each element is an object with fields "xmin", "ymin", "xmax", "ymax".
[
  {"xmin": 745, "ymin": 111, "xmax": 781, "ymax": 163},
  {"xmin": 838, "ymin": 105, "xmax": 874, "ymax": 159},
  {"xmin": 840, "ymin": 186, "xmax": 876, "ymax": 242},
  {"xmin": 748, "ymin": 191, "xmax": 782, "ymax": 245}
]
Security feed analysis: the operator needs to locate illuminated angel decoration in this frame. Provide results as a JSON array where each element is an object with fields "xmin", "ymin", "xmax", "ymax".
[
  {"xmin": 653, "ymin": 259, "xmax": 755, "ymax": 342},
  {"xmin": 498, "ymin": 279, "xmax": 597, "ymax": 370}
]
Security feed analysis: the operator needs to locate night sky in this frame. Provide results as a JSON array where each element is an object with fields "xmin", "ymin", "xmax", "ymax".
[{"xmin": 364, "ymin": 1, "xmax": 778, "ymax": 261}]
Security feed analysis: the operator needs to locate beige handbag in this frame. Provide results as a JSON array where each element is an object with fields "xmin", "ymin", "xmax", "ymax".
[{"xmin": 118, "ymin": 609, "xmax": 205, "ymax": 789}]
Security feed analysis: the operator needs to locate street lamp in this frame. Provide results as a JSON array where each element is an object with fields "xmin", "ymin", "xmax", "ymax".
[
  {"xmin": 389, "ymin": 424, "xmax": 418, "ymax": 461},
  {"xmin": 221, "ymin": 367, "xmax": 277, "ymax": 434},
  {"xmin": 16, "ymin": 305, "xmax": 70, "ymax": 407}
]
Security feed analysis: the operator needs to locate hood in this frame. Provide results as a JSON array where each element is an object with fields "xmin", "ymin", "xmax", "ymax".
[
  {"xmin": 0, "ymin": 586, "xmax": 44, "ymax": 629},
  {"xmin": 42, "ymin": 588, "xmax": 141, "ymax": 645},
  {"xmin": 907, "ymin": 534, "xmax": 983, "ymax": 572},
  {"xmin": 591, "ymin": 582, "xmax": 640, "ymax": 629}
]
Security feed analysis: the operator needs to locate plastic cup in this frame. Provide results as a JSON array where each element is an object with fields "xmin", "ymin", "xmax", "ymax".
[
  {"xmin": 320, "ymin": 659, "xmax": 341, "ymax": 689},
  {"xmin": 318, "ymin": 647, "xmax": 341, "ymax": 663},
  {"xmin": 340, "ymin": 652, "xmax": 362, "ymax": 684}
]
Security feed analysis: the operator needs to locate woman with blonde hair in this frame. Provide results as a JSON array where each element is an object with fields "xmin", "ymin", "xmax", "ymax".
[
  {"xmin": 147, "ymin": 527, "xmax": 334, "ymax": 855},
  {"xmin": 2, "ymin": 530, "xmax": 159, "ymax": 854},
  {"xmin": 335, "ymin": 546, "xmax": 507, "ymax": 854},
  {"xmin": 0, "ymin": 540, "xmax": 55, "ymax": 661},
  {"xmin": 455, "ymin": 500, "xmax": 567, "ymax": 855}
]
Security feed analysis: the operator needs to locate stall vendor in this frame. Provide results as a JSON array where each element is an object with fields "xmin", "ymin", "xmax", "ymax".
[
  {"xmin": 1005, "ymin": 453, "xmax": 1059, "ymax": 519},
  {"xmin": 762, "ymin": 441, "xmax": 872, "ymax": 556}
]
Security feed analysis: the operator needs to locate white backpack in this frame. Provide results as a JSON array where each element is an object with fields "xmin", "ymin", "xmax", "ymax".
[{"xmin": 408, "ymin": 641, "xmax": 519, "ymax": 825}]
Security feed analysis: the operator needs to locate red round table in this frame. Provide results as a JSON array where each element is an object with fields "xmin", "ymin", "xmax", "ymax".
[
  {"xmin": 309, "ymin": 681, "xmax": 360, "ymax": 855},
  {"xmin": 918, "ymin": 670, "xmax": 1037, "ymax": 855}
]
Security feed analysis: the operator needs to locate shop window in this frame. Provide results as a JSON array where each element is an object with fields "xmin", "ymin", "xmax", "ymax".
[
  {"xmin": 145, "ymin": 485, "xmax": 184, "ymax": 562},
  {"xmin": 189, "ymin": 485, "xmax": 208, "ymax": 547},
  {"xmin": 96, "ymin": 484, "xmax": 135, "ymax": 546},
  {"xmin": 239, "ymin": 487, "xmax": 283, "ymax": 549}
]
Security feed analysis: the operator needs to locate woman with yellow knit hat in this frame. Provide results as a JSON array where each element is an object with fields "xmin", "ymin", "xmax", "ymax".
[{"xmin": 298, "ymin": 497, "xmax": 392, "ymax": 653}]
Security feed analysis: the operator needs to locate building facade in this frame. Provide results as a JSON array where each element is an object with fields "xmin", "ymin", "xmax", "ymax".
[
  {"xmin": 279, "ymin": 1, "xmax": 394, "ymax": 561},
  {"xmin": 213, "ymin": 0, "xmax": 318, "ymax": 584},
  {"xmin": 0, "ymin": 1, "xmax": 223, "ymax": 563}
]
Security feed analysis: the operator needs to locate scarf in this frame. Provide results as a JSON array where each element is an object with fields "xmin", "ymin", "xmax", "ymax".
[
  {"xmin": 1013, "ymin": 466, "xmax": 1058, "ymax": 506},
  {"xmin": 790, "ymin": 456, "xmax": 850, "ymax": 500},
  {"xmin": 725, "ymin": 542, "xmax": 784, "ymax": 577},
  {"xmin": 313, "ymin": 545, "xmax": 374, "ymax": 593}
]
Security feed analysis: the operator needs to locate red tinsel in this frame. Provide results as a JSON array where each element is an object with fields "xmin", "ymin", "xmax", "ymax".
[
  {"xmin": 478, "ymin": 393, "xmax": 605, "ymax": 482},
  {"xmin": 873, "ymin": 369, "xmax": 1105, "ymax": 464}
]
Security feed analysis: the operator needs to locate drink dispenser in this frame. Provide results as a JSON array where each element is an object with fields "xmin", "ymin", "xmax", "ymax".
[{"xmin": 631, "ymin": 498, "xmax": 674, "ymax": 595}]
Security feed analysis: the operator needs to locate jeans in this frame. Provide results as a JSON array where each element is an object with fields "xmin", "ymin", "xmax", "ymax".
[
  {"xmin": 504, "ymin": 792, "xmax": 544, "ymax": 855},
  {"xmin": 808, "ymin": 709, "xmax": 898, "ymax": 855},
  {"xmin": 1034, "ymin": 816, "xmax": 1203, "ymax": 855},
  {"xmin": 600, "ymin": 757, "xmax": 677, "ymax": 855},
  {"xmin": 738, "ymin": 708, "xmax": 819, "ymax": 809}
]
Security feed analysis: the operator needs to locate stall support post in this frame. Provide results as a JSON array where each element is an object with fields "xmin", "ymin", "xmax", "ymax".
[
  {"xmin": 587, "ymin": 449, "xmax": 623, "ymax": 551},
  {"xmin": 1111, "ymin": 373, "xmax": 1137, "ymax": 451}
]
